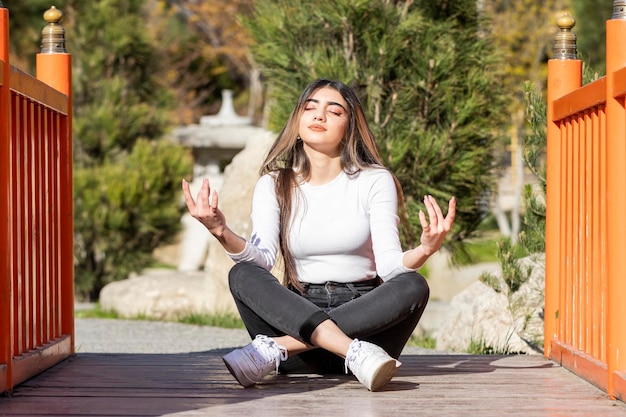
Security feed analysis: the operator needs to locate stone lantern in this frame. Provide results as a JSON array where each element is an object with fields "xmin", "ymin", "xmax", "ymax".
[{"xmin": 171, "ymin": 90, "xmax": 267, "ymax": 271}]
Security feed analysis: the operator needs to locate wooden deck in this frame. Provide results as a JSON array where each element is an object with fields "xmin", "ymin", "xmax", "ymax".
[{"xmin": 1, "ymin": 351, "xmax": 626, "ymax": 416}]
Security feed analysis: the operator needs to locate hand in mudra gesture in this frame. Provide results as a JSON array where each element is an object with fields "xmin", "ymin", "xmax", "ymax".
[
  {"xmin": 418, "ymin": 195, "xmax": 456, "ymax": 256},
  {"xmin": 182, "ymin": 178, "xmax": 226, "ymax": 236}
]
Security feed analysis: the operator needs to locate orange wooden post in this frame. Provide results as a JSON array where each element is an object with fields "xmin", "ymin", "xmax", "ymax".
[
  {"xmin": 36, "ymin": 7, "xmax": 71, "ymax": 96},
  {"xmin": 0, "ymin": 3, "xmax": 13, "ymax": 393},
  {"xmin": 35, "ymin": 6, "xmax": 74, "ymax": 353},
  {"xmin": 605, "ymin": 6, "xmax": 626, "ymax": 399},
  {"xmin": 545, "ymin": 14, "xmax": 582, "ymax": 358}
]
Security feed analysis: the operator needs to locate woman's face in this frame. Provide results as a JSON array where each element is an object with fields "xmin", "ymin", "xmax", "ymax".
[{"xmin": 298, "ymin": 87, "xmax": 349, "ymax": 157}]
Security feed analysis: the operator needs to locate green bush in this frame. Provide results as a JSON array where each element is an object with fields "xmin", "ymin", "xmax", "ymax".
[{"xmin": 74, "ymin": 139, "xmax": 192, "ymax": 301}]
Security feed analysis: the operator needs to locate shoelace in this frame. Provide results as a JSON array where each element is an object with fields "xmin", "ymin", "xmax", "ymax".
[
  {"xmin": 255, "ymin": 335, "xmax": 288, "ymax": 373},
  {"xmin": 344, "ymin": 338, "xmax": 362, "ymax": 374}
]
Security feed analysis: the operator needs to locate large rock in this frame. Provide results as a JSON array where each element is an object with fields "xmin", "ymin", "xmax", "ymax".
[
  {"xmin": 434, "ymin": 254, "xmax": 545, "ymax": 354},
  {"xmin": 99, "ymin": 269, "xmax": 211, "ymax": 320}
]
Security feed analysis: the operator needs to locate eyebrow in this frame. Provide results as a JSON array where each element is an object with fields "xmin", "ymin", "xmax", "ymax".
[{"xmin": 305, "ymin": 98, "xmax": 347, "ymax": 112}]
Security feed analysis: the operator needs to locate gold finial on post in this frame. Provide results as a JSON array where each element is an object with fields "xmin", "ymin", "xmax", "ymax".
[
  {"xmin": 553, "ymin": 14, "xmax": 578, "ymax": 60},
  {"xmin": 41, "ymin": 6, "xmax": 66, "ymax": 53},
  {"xmin": 614, "ymin": 0, "xmax": 626, "ymax": 19}
]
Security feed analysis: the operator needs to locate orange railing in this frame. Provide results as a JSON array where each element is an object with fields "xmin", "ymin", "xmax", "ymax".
[
  {"xmin": 0, "ymin": 6, "xmax": 74, "ymax": 393},
  {"xmin": 545, "ymin": 7, "xmax": 626, "ymax": 401}
]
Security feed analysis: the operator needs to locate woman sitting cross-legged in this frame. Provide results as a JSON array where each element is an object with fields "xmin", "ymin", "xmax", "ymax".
[{"xmin": 182, "ymin": 78, "xmax": 456, "ymax": 391}]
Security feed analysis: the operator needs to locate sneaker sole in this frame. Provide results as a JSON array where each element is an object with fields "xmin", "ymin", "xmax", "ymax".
[
  {"xmin": 222, "ymin": 354, "xmax": 256, "ymax": 388},
  {"xmin": 368, "ymin": 359, "xmax": 401, "ymax": 392}
]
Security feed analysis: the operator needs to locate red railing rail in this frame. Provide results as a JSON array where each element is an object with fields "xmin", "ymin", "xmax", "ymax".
[
  {"xmin": 545, "ymin": 5, "xmax": 626, "ymax": 401},
  {"xmin": 0, "ymin": 5, "xmax": 73, "ymax": 394}
]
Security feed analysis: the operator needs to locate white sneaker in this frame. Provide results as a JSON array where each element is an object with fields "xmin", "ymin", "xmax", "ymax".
[
  {"xmin": 222, "ymin": 335, "xmax": 288, "ymax": 387},
  {"xmin": 345, "ymin": 339, "xmax": 401, "ymax": 391}
]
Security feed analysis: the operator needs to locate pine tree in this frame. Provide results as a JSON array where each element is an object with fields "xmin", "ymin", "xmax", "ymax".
[
  {"xmin": 67, "ymin": 0, "xmax": 173, "ymax": 164},
  {"xmin": 62, "ymin": 0, "xmax": 192, "ymax": 300},
  {"xmin": 244, "ymin": 0, "xmax": 508, "ymax": 256}
]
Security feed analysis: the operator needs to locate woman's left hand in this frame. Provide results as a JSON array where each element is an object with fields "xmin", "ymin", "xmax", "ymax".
[{"xmin": 418, "ymin": 195, "xmax": 456, "ymax": 256}]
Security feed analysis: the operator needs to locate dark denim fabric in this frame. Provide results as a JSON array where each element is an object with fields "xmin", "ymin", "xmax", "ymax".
[{"xmin": 228, "ymin": 262, "xmax": 429, "ymax": 374}]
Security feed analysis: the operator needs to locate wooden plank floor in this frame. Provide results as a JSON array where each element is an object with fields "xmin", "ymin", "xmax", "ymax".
[{"xmin": 2, "ymin": 351, "xmax": 626, "ymax": 416}]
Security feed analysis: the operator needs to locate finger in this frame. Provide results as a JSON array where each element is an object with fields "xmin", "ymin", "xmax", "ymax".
[
  {"xmin": 428, "ymin": 195, "xmax": 446, "ymax": 225},
  {"xmin": 196, "ymin": 178, "xmax": 211, "ymax": 206},
  {"xmin": 445, "ymin": 197, "xmax": 457, "ymax": 226},
  {"xmin": 419, "ymin": 209, "xmax": 427, "ymax": 227},
  {"xmin": 419, "ymin": 209, "xmax": 431, "ymax": 234},
  {"xmin": 424, "ymin": 195, "xmax": 438, "ymax": 226},
  {"xmin": 182, "ymin": 179, "xmax": 196, "ymax": 211},
  {"xmin": 211, "ymin": 189, "xmax": 219, "ymax": 211}
]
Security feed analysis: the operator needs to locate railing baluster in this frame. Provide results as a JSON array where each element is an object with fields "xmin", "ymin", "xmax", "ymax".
[
  {"xmin": 598, "ymin": 108, "xmax": 607, "ymax": 365},
  {"xmin": 580, "ymin": 110, "xmax": 595, "ymax": 352}
]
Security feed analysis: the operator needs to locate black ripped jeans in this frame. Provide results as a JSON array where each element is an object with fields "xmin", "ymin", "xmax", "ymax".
[{"xmin": 228, "ymin": 261, "xmax": 430, "ymax": 374}]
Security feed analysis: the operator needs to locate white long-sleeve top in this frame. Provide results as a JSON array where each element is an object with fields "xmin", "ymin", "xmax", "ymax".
[{"xmin": 227, "ymin": 167, "xmax": 414, "ymax": 283}]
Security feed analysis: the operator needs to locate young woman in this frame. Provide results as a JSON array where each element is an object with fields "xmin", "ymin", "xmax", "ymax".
[{"xmin": 182, "ymin": 78, "xmax": 456, "ymax": 391}]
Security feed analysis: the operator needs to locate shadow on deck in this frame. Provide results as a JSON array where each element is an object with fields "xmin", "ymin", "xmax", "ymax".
[{"xmin": 1, "ymin": 352, "xmax": 626, "ymax": 416}]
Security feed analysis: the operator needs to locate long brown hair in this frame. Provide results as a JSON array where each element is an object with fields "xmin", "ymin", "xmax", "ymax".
[{"xmin": 260, "ymin": 79, "xmax": 406, "ymax": 291}]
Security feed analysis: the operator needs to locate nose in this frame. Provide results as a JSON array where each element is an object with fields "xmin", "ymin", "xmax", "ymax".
[{"xmin": 314, "ymin": 109, "xmax": 325, "ymax": 121}]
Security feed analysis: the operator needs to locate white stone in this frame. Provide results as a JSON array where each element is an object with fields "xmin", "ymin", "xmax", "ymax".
[
  {"xmin": 434, "ymin": 254, "xmax": 545, "ymax": 354},
  {"xmin": 99, "ymin": 269, "xmax": 211, "ymax": 320}
]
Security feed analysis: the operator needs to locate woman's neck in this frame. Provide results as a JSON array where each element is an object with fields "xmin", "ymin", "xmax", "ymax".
[{"xmin": 306, "ymin": 156, "xmax": 343, "ymax": 186}]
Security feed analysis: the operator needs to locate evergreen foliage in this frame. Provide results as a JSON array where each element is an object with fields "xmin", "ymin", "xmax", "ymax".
[
  {"xmin": 68, "ymin": 0, "xmax": 172, "ymax": 165},
  {"xmin": 571, "ymin": 0, "xmax": 612, "ymax": 75},
  {"xmin": 63, "ymin": 0, "xmax": 192, "ymax": 300},
  {"xmin": 4, "ymin": 0, "xmax": 56, "ymax": 70},
  {"xmin": 244, "ymin": 0, "xmax": 508, "ymax": 255},
  {"xmin": 74, "ymin": 140, "xmax": 191, "ymax": 300},
  {"xmin": 479, "ymin": 82, "xmax": 546, "ymax": 296},
  {"xmin": 518, "ymin": 82, "xmax": 547, "ymax": 255}
]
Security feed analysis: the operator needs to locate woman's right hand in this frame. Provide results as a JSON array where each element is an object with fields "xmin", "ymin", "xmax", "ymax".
[{"xmin": 182, "ymin": 178, "xmax": 226, "ymax": 237}]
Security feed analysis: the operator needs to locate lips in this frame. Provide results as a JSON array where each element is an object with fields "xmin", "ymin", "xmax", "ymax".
[{"xmin": 308, "ymin": 124, "xmax": 326, "ymax": 131}]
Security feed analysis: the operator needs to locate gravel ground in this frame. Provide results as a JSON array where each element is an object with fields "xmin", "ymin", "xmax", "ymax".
[
  {"xmin": 75, "ymin": 318, "xmax": 252, "ymax": 354},
  {"xmin": 75, "ymin": 317, "xmax": 441, "ymax": 355}
]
